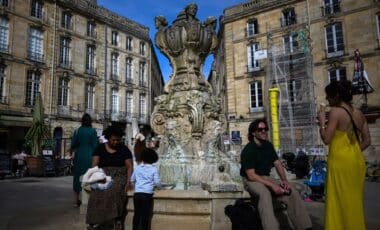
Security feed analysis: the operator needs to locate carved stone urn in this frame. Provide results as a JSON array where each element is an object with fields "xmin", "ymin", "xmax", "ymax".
[{"xmin": 151, "ymin": 4, "xmax": 240, "ymax": 190}]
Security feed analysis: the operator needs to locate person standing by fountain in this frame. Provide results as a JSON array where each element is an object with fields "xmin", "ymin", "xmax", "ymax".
[
  {"xmin": 240, "ymin": 118, "xmax": 312, "ymax": 230},
  {"xmin": 133, "ymin": 126, "xmax": 148, "ymax": 164},
  {"xmin": 70, "ymin": 113, "xmax": 99, "ymax": 207},
  {"xmin": 131, "ymin": 148, "xmax": 161, "ymax": 230}
]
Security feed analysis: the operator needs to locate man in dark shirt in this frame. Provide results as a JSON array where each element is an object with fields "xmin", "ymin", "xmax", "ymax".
[{"xmin": 240, "ymin": 118, "xmax": 312, "ymax": 230}]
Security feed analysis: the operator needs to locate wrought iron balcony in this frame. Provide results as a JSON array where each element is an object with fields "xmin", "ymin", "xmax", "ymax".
[
  {"xmin": 247, "ymin": 64, "xmax": 261, "ymax": 73},
  {"xmin": 85, "ymin": 67, "xmax": 97, "ymax": 76},
  {"xmin": 59, "ymin": 60, "xmax": 72, "ymax": 69},
  {"xmin": 110, "ymin": 74, "xmax": 119, "ymax": 81},
  {"xmin": 27, "ymin": 51, "xmax": 44, "ymax": 62},
  {"xmin": 61, "ymin": 21, "xmax": 73, "ymax": 30},
  {"xmin": 0, "ymin": 95, "xmax": 8, "ymax": 104},
  {"xmin": 126, "ymin": 77, "xmax": 133, "ymax": 84},
  {"xmin": 0, "ymin": 43, "xmax": 9, "ymax": 53},
  {"xmin": 325, "ymin": 46, "xmax": 345, "ymax": 59},
  {"xmin": 280, "ymin": 16, "xmax": 297, "ymax": 27}
]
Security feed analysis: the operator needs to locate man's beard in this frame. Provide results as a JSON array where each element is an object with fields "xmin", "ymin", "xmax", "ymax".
[{"xmin": 255, "ymin": 135, "xmax": 266, "ymax": 144}]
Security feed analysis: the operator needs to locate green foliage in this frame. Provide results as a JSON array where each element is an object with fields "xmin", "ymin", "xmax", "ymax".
[{"xmin": 24, "ymin": 121, "xmax": 51, "ymax": 157}]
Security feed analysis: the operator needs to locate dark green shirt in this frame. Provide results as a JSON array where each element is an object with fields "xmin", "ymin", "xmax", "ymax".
[{"xmin": 240, "ymin": 141, "xmax": 279, "ymax": 177}]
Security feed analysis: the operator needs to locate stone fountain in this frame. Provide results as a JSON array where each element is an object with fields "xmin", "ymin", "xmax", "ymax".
[
  {"xmin": 151, "ymin": 3, "xmax": 240, "ymax": 191},
  {"xmin": 126, "ymin": 4, "xmax": 249, "ymax": 230}
]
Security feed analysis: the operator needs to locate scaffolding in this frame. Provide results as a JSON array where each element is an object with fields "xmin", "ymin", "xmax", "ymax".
[{"xmin": 266, "ymin": 23, "xmax": 320, "ymax": 155}]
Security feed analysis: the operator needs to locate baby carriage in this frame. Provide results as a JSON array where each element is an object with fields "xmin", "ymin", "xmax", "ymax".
[{"xmin": 304, "ymin": 160, "xmax": 326, "ymax": 201}]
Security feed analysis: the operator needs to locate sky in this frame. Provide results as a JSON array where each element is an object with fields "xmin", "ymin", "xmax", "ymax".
[{"xmin": 97, "ymin": 0, "xmax": 245, "ymax": 83}]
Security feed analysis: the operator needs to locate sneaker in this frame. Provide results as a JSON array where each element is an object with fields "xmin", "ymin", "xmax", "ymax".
[{"xmin": 73, "ymin": 200, "xmax": 81, "ymax": 207}]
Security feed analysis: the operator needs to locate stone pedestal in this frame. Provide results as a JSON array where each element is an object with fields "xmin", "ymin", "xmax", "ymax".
[{"xmin": 126, "ymin": 190, "xmax": 250, "ymax": 230}]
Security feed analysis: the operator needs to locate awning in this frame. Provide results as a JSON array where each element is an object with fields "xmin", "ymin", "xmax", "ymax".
[{"xmin": 0, "ymin": 115, "xmax": 33, "ymax": 127}]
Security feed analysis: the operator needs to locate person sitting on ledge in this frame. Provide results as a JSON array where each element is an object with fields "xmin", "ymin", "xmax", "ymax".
[{"xmin": 240, "ymin": 118, "xmax": 312, "ymax": 230}]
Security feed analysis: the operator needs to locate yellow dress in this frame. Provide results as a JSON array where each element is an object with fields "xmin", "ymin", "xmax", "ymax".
[{"xmin": 325, "ymin": 130, "xmax": 366, "ymax": 230}]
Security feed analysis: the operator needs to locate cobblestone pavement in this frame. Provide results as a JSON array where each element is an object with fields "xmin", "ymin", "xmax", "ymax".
[{"xmin": 0, "ymin": 176, "xmax": 379, "ymax": 229}]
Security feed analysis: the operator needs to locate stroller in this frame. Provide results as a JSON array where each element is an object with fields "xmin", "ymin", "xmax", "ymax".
[{"xmin": 304, "ymin": 160, "xmax": 326, "ymax": 201}]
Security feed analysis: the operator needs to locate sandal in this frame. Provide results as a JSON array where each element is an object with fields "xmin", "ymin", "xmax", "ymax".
[{"xmin": 73, "ymin": 200, "xmax": 81, "ymax": 207}]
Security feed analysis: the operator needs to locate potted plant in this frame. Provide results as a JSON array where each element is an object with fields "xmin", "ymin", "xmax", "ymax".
[{"xmin": 24, "ymin": 93, "xmax": 51, "ymax": 176}]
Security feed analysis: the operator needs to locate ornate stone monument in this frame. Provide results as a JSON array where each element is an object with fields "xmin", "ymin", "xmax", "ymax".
[{"xmin": 151, "ymin": 4, "xmax": 240, "ymax": 190}]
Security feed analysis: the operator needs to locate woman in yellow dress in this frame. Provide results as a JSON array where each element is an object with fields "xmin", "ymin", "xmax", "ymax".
[{"xmin": 318, "ymin": 80, "xmax": 371, "ymax": 230}]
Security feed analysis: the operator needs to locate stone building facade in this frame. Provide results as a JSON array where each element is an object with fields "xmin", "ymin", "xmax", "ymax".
[
  {"xmin": 215, "ymin": 0, "xmax": 380, "ymax": 149},
  {"xmin": 0, "ymin": 0, "xmax": 164, "ymax": 154}
]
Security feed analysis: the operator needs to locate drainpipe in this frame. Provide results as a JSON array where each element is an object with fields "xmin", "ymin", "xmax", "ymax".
[
  {"xmin": 103, "ymin": 25, "xmax": 108, "ymax": 129},
  {"xmin": 49, "ymin": 2, "xmax": 57, "ymax": 121}
]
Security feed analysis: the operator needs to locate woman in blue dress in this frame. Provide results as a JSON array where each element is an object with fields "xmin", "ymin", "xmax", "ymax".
[{"xmin": 70, "ymin": 113, "xmax": 99, "ymax": 207}]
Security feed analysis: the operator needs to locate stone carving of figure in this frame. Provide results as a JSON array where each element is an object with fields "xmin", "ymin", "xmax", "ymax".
[{"xmin": 155, "ymin": 3, "xmax": 216, "ymax": 93}]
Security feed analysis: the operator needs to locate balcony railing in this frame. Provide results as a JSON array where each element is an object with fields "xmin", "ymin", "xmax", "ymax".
[
  {"xmin": 139, "ymin": 81, "xmax": 147, "ymax": 87},
  {"xmin": 85, "ymin": 67, "xmax": 97, "ymax": 76},
  {"xmin": 126, "ymin": 77, "xmax": 133, "ymax": 84},
  {"xmin": 247, "ymin": 65, "xmax": 261, "ymax": 73},
  {"xmin": 0, "ymin": 95, "xmax": 8, "ymax": 104},
  {"xmin": 103, "ymin": 111, "xmax": 147, "ymax": 123},
  {"xmin": 280, "ymin": 16, "xmax": 297, "ymax": 27},
  {"xmin": 27, "ymin": 51, "xmax": 44, "ymax": 62},
  {"xmin": 321, "ymin": 1, "xmax": 341, "ymax": 16},
  {"xmin": 31, "ymin": 10, "xmax": 48, "ymax": 24},
  {"xmin": 61, "ymin": 21, "xmax": 73, "ymax": 30},
  {"xmin": 0, "ymin": 43, "xmax": 9, "ymax": 53},
  {"xmin": 325, "ymin": 47, "xmax": 345, "ymax": 59},
  {"xmin": 87, "ymin": 30, "xmax": 97, "ymax": 39},
  {"xmin": 110, "ymin": 74, "xmax": 119, "ymax": 81},
  {"xmin": 59, "ymin": 60, "xmax": 72, "ymax": 69}
]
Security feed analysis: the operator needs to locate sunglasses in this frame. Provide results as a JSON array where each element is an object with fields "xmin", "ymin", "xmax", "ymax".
[{"xmin": 257, "ymin": 127, "xmax": 269, "ymax": 132}]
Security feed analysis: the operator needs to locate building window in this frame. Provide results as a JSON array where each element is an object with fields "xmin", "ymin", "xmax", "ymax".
[
  {"xmin": 126, "ymin": 91, "xmax": 133, "ymax": 118},
  {"xmin": 111, "ymin": 52, "xmax": 119, "ymax": 80},
  {"xmin": 126, "ymin": 36, "xmax": 133, "ymax": 51},
  {"xmin": 247, "ymin": 19, "xmax": 258, "ymax": 37},
  {"xmin": 111, "ymin": 31, "xmax": 118, "ymax": 46},
  {"xmin": 61, "ymin": 11, "xmax": 72, "ymax": 30},
  {"xmin": 111, "ymin": 88, "xmax": 119, "ymax": 113},
  {"xmin": 25, "ymin": 70, "xmax": 40, "ymax": 106},
  {"xmin": 377, "ymin": 14, "xmax": 380, "ymax": 47},
  {"xmin": 139, "ymin": 62, "xmax": 145, "ymax": 86},
  {"xmin": 139, "ymin": 94, "xmax": 146, "ymax": 120},
  {"xmin": 31, "ymin": 0, "xmax": 43, "ymax": 19},
  {"xmin": 0, "ymin": 0, "xmax": 8, "ymax": 7},
  {"xmin": 126, "ymin": 58, "xmax": 133, "ymax": 83},
  {"xmin": 249, "ymin": 81, "xmax": 263, "ymax": 112},
  {"xmin": 0, "ymin": 65, "xmax": 5, "ymax": 103},
  {"xmin": 323, "ymin": 0, "xmax": 340, "ymax": 16},
  {"xmin": 85, "ymin": 84, "xmax": 94, "ymax": 109},
  {"xmin": 284, "ymin": 33, "xmax": 298, "ymax": 53},
  {"xmin": 139, "ymin": 41, "xmax": 145, "ymax": 55},
  {"xmin": 325, "ymin": 22, "xmax": 344, "ymax": 58},
  {"xmin": 87, "ymin": 21, "xmax": 96, "ymax": 38},
  {"xmin": 57, "ymin": 78, "xmax": 69, "ymax": 106},
  {"xmin": 247, "ymin": 43, "xmax": 260, "ymax": 72},
  {"xmin": 28, "ymin": 27, "xmax": 44, "ymax": 62},
  {"xmin": 329, "ymin": 67, "xmax": 347, "ymax": 82},
  {"xmin": 86, "ymin": 45, "xmax": 96, "ymax": 75},
  {"xmin": 281, "ymin": 8, "xmax": 296, "ymax": 27},
  {"xmin": 60, "ymin": 37, "xmax": 71, "ymax": 68},
  {"xmin": 0, "ymin": 17, "xmax": 9, "ymax": 53},
  {"xmin": 289, "ymin": 79, "xmax": 301, "ymax": 102}
]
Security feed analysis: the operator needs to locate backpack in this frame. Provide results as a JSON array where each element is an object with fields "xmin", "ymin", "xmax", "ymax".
[
  {"xmin": 294, "ymin": 151, "xmax": 310, "ymax": 179},
  {"xmin": 225, "ymin": 199, "xmax": 262, "ymax": 230}
]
